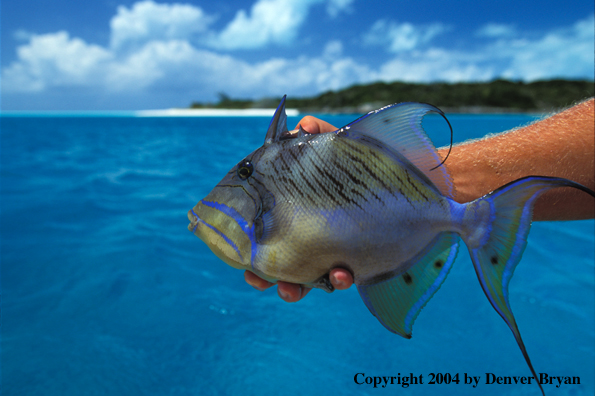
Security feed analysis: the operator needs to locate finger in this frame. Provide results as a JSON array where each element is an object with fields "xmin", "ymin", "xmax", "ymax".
[
  {"xmin": 244, "ymin": 270, "xmax": 275, "ymax": 291},
  {"xmin": 277, "ymin": 281, "xmax": 311, "ymax": 302},
  {"xmin": 330, "ymin": 268, "xmax": 353, "ymax": 290},
  {"xmin": 294, "ymin": 116, "xmax": 337, "ymax": 134}
]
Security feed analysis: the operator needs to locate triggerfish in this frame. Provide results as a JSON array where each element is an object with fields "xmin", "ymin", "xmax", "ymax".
[{"xmin": 188, "ymin": 96, "xmax": 594, "ymax": 395}]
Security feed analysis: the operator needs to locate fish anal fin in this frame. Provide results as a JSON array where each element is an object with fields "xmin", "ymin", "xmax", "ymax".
[{"xmin": 357, "ymin": 232, "xmax": 459, "ymax": 338}]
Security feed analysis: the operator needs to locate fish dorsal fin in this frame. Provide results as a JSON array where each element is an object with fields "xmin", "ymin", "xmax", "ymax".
[
  {"xmin": 264, "ymin": 95, "xmax": 289, "ymax": 144},
  {"xmin": 340, "ymin": 102, "xmax": 454, "ymax": 198},
  {"xmin": 357, "ymin": 232, "xmax": 459, "ymax": 338}
]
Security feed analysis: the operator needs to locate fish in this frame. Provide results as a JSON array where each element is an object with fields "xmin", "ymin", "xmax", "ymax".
[{"xmin": 188, "ymin": 96, "xmax": 594, "ymax": 395}]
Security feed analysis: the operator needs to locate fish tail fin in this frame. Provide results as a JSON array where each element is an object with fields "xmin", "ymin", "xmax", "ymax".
[{"xmin": 463, "ymin": 176, "xmax": 594, "ymax": 396}]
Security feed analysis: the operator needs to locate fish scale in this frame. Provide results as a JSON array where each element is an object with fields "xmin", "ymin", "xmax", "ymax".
[{"xmin": 188, "ymin": 96, "xmax": 594, "ymax": 396}]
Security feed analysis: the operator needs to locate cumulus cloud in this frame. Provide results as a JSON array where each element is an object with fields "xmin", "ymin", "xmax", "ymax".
[
  {"xmin": 210, "ymin": 0, "xmax": 352, "ymax": 50},
  {"xmin": 2, "ymin": 31, "xmax": 113, "ymax": 92},
  {"xmin": 110, "ymin": 0, "xmax": 215, "ymax": 52},
  {"xmin": 363, "ymin": 19, "xmax": 448, "ymax": 52}
]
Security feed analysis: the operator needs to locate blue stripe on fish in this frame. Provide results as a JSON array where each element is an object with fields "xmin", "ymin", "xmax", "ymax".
[
  {"xmin": 191, "ymin": 208, "xmax": 244, "ymax": 261},
  {"xmin": 200, "ymin": 200, "xmax": 258, "ymax": 266}
]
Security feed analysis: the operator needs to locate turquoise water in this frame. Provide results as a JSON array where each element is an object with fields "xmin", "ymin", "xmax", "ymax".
[{"xmin": 2, "ymin": 113, "xmax": 593, "ymax": 395}]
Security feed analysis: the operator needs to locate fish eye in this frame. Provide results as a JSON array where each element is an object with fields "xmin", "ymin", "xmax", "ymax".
[{"xmin": 237, "ymin": 160, "xmax": 254, "ymax": 180}]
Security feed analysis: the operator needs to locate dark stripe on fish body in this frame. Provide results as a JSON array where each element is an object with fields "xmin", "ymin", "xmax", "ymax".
[
  {"xmin": 269, "ymin": 172, "xmax": 291, "ymax": 203},
  {"xmin": 281, "ymin": 149, "xmax": 307, "ymax": 177},
  {"xmin": 296, "ymin": 143, "xmax": 308, "ymax": 155},
  {"xmin": 349, "ymin": 188, "xmax": 372, "ymax": 205},
  {"xmin": 342, "ymin": 139, "xmax": 367, "ymax": 156},
  {"xmin": 301, "ymin": 174, "xmax": 322, "ymax": 203},
  {"xmin": 333, "ymin": 160, "xmax": 366, "ymax": 187},
  {"xmin": 320, "ymin": 167, "xmax": 345, "ymax": 192},
  {"xmin": 275, "ymin": 154, "xmax": 322, "ymax": 206},
  {"xmin": 339, "ymin": 140, "xmax": 419, "ymax": 207},
  {"xmin": 288, "ymin": 148, "xmax": 300, "ymax": 162},
  {"xmin": 331, "ymin": 160, "xmax": 379, "ymax": 203},
  {"xmin": 338, "ymin": 143, "xmax": 388, "ymax": 186},
  {"xmin": 319, "ymin": 166, "xmax": 367, "ymax": 211},
  {"xmin": 345, "ymin": 152, "xmax": 392, "ymax": 192},
  {"xmin": 279, "ymin": 175, "xmax": 300, "ymax": 202},
  {"xmin": 284, "ymin": 174, "xmax": 319, "ymax": 207},
  {"xmin": 311, "ymin": 172, "xmax": 343, "ymax": 207},
  {"xmin": 311, "ymin": 161, "xmax": 343, "ymax": 195},
  {"xmin": 279, "ymin": 154, "xmax": 291, "ymax": 172},
  {"xmin": 333, "ymin": 144, "xmax": 390, "ymax": 204},
  {"xmin": 360, "ymin": 149, "xmax": 408, "ymax": 200},
  {"xmin": 331, "ymin": 162, "xmax": 373, "ymax": 204},
  {"xmin": 285, "ymin": 177, "xmax": 307, "ymax": 200},
  {"xmin": 405, "ymin": 169, "xmax": 429, "ymax": 202}
]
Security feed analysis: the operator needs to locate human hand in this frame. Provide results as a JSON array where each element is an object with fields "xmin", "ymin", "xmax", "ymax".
[{"xmin": 244, "ymin": 115, "xmax": 355, "ymax": 302}]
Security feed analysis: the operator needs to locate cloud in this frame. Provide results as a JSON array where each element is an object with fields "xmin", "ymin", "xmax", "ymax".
[
  {"xmin": 210, "ymin": 0, "xmax": 352, "ymax": 50},
  {"xmin": 371, "ymin": 14, "xmax": 595, "ymax": 83},
  {"xmin": 498, "ymin": 14, "xmax": 595, "ymax": 81},
  {"xmin": 322, "ymin": 40, "xmax": 343, "ymax": 59},
  {"xmin": 2, "ymin": 31, "xmax": 112, "ymax": 92},
  {"xmin": 377, "ymin": 48, "xmax": 494, "ymax": 83},
  {"xmin": 363, "ymin": 20, "xmax": 448, "ymax": 52},
  {"xmin": 476, "ymin": 23, "xmax": 517, "ymax": 38},
  {"xmin": 13, "ymin": 29, "xmax": 36, "ymax": 41},
  {"xmin": 326, "ymin": 0, "xmax": 353, "ymax": 18},
  {"xmin": 110, "ymin": 0, "xmax": 215, "ymax": 52}
]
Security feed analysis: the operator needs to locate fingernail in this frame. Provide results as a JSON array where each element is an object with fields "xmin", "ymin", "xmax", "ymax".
[
  {"xmin": 331, "ymin": 274, "xmax": 344, "ymax": 288},
  {"xmin": 279, "ymin": 290, "xmax": 289, "ymax": 300}
]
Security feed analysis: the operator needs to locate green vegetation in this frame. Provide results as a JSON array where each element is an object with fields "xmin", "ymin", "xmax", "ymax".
[{"xmin": 190, "ymin": 79, "xmax": 594, "ymax": 113}]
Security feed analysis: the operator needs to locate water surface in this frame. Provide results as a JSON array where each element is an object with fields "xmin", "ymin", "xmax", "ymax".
[{"xmin": 2, "ymin": 113, "xmax": 593, "ymax": 395}]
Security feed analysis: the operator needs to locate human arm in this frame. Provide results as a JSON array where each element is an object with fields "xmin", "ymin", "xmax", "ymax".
[
  {"xmin": 440, "ymin": 98, "xmax": 594, "ymax": 221},
  {"xmin": 246, "ymin": 98, "xmax": 595, "ymax": 300}
]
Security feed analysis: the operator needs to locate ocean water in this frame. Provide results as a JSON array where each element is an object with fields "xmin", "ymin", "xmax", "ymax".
[{"xmin": 1, "ymin": 113, "xmax": 593, "ymax": 396}]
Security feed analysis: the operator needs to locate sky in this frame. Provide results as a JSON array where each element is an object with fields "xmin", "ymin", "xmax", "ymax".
[{"xmin": 1, "ymin": 0, "xmax": 594, "ymax": 111}]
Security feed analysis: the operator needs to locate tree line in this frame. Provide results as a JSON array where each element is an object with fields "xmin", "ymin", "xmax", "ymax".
[{"xmin": 190, "ymin": 79, "xmax": 594, "ymax": 112}]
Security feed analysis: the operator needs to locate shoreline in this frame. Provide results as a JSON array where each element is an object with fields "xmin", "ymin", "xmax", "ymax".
[{"xmin": 1, "ymin": 106, "xmax": 550, "ymax": 117}]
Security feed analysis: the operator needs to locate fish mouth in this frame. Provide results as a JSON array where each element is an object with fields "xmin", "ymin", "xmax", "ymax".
[
  {"xmin": 187, "ymin": 202, "xmax": 251, "ymax": 270},
  {"xmin": 187, "ymin": 209, "xmax": 200, "ymax": 232}
]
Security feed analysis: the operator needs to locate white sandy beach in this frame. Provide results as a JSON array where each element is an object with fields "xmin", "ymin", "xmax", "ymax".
[{"xmin": 135, "ymin": 108, "xmax": 300, "ymax": 117}]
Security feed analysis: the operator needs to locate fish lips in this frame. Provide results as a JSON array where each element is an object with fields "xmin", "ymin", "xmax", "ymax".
[{"xmin": 187, "ymin": 203, "xmax": 250, "ymax": 270}]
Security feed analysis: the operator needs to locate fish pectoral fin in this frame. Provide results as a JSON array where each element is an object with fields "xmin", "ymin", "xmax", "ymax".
[{"xmin": 357, "ymin": 232, "xmax": 459, "ymax": 338}]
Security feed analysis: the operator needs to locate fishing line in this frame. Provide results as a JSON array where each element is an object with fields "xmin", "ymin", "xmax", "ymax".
[{"xmin": 429, "ymin": 112, "xmax": 454, "ymax": 171}]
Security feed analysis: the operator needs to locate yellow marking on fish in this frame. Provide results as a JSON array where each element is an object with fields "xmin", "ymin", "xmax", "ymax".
[
  {"xmin": 192, "ymin": 202, "xmax": 253, "ymax": 267},
  {"xmin": 267, "ymin": 250, "xmax": 278, "ymax": 268},
  {"xmin": 336, "ymin": 140, "xmax": 440, "ymax": 204}
]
